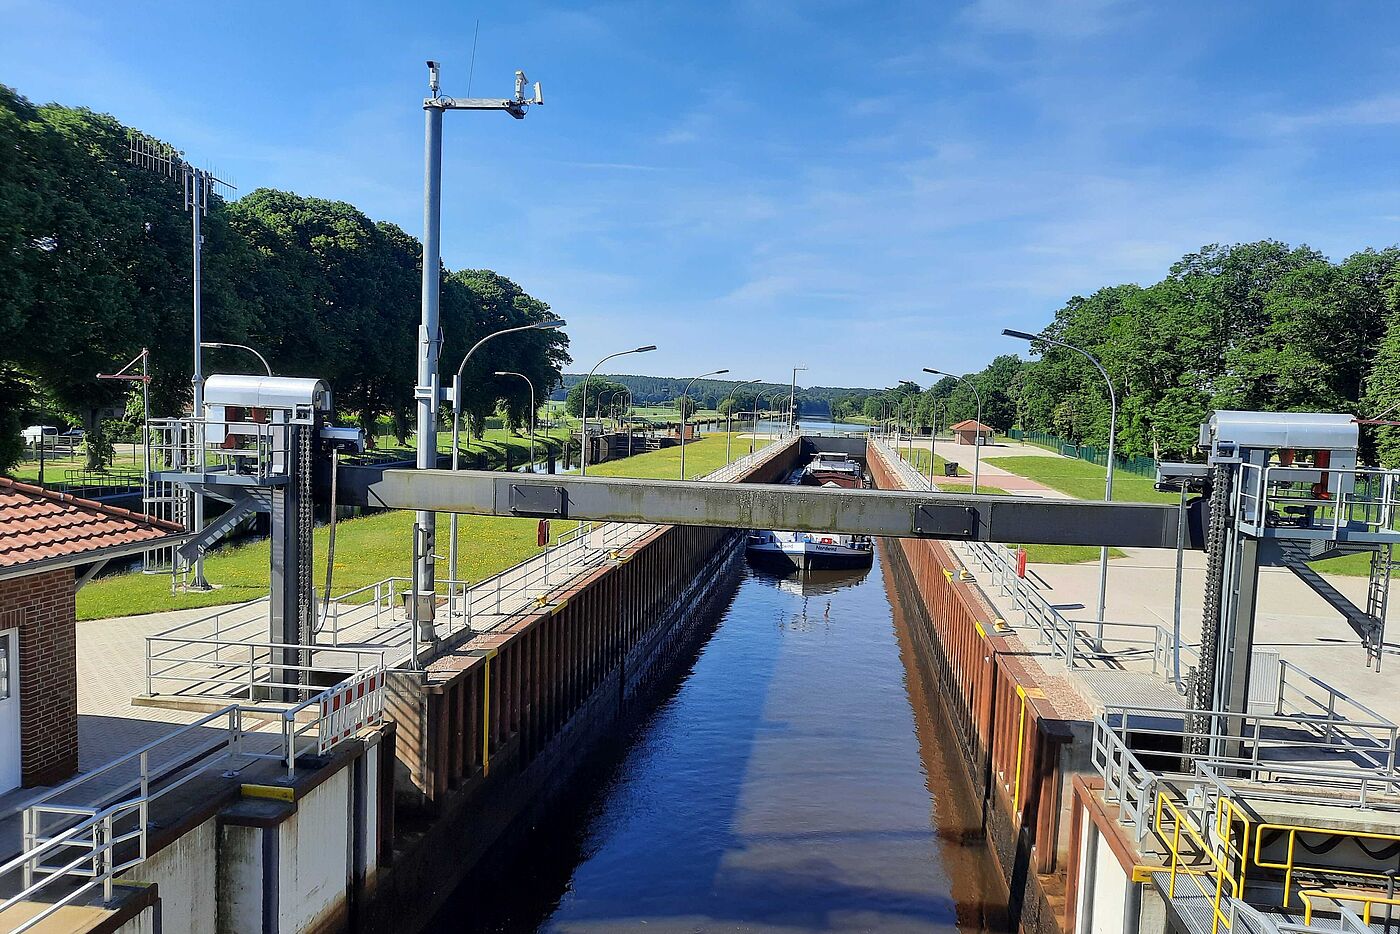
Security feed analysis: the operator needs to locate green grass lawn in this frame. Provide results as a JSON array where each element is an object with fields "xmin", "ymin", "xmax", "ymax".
[
  {"xmin": 896, "ymin": 446, "xmax": 968, "ymax": 477},
  {"xmin": 588, "ymin": 433, "xmax": 770, "ymax": 481},
  {"xmin": 367, "ymin": 425, "xmax": 572, "ymax": 469},
  {"xmin": 982, "ymin": 455, "xmax": 1175, "ymax": 503}
]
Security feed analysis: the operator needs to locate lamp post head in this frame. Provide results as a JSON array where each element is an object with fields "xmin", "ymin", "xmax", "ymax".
[
  {"xmin": 1001, "ymin": 328, "xmax": 1039, "ymax": 342},
  {"xmin": 634, "ymin": 345, "xmax": 657, "ymax": 353},
  {"xmin": 534, "ymin": 319, "xmax": 566, "ymax": 330},
  {"xmin": 923, "ymin": 367, "xmax": 945, "ymax": 377},
  {"xmin": 713, "ymin": 369, "xmax": 730, "ymax": 376},
  {"xmin": 200, "ymin": 342, "xmax": 225, "ymax": 349}
]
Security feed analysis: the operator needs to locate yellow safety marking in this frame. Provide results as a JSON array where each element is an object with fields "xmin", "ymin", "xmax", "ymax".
[
  {"xmin": 550, "ymin": 599, "xmax": 569, "ymax": 615},
  {"xmin": 1131, "ymin": 865, "xmax": 1164, "ymax": 883},
  {"xmin": 482, "ymin": 647, "xmax": 498, "ymax": 776},
  {"xmin": 942, "ymin": 568, "xmax": 953, "ymax": 582},
  {"xmin": 1024, "ymin": 687, "xmax": 1047, "ymax": 699},
  {"xmin": 974, "ymin": 621, "xmax": 987, "ymax": 639},
  {"xmin": 242, "ymin": 784, "xmax": 295, "ymax": 802},
  {"xmin": 1012, "ymin": 685, "xmax": 1028, "ymax": 812}
]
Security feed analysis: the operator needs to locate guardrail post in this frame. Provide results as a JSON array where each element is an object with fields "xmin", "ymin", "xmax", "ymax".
[
  {"xmin": 248, "ymin": 643, "xmax": 256, "ymax": 700},
  {"xmin": 100, "ymin": 815, "xmax": 113, "ymax": 901},
  {"xmin": 145, "ymin": 640, "xmax": 153, "ymax": 696}
]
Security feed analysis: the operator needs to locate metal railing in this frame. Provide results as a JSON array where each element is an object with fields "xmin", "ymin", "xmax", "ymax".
[
  {"xmin": 2, "ymin": 677, "xmax": 386, "ymax": 931},
  {"xmin": 146, "ymin": 629, "xmax": 385, "ymax": 700},
  {"xmin": 1239, "ymin": 464, "xmax": 1400, "ymax": 539},
  {"xmin": 1103, "ymin": 704, "xmax": 1399, "ymax": 781},
  {"xmin": 0, "ymin": 801, "xmax": 143, "ymax": 933}
]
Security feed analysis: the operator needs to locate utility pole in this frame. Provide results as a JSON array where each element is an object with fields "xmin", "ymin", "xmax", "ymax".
[
  {"xmin": 129, "ymin": 135, "xmax": 234, "ymax": 590},
  {"xmin": 415, "ymin": 61, "xmax": 541, "ymax": 600}
]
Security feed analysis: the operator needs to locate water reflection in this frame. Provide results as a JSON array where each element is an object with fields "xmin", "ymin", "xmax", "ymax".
[{"xmin": 438, "ymin": 545, "xmax": 1008, "ymax": 934}]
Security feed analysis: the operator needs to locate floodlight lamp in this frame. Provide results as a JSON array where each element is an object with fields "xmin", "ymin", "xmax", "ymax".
[{"xmin": 533, "ymin": 82, "xmax": 544, "ymax": 105}]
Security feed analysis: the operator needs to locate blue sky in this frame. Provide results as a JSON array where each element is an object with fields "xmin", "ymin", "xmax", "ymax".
[{"xmin": 5, "ymin": 1, "xmax": 1400, "ymax": 388}]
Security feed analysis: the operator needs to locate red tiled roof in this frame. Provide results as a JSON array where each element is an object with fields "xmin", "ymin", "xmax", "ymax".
[
  {"xmin": 0, "ymin": 477, "xmax": 185, "ymax": 570},
  {"xmin": 950, "ymin": 420, "xmax": 993, "ymax": 431}
]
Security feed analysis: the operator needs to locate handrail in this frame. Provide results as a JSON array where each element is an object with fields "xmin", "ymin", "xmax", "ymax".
[
  {"xmin": 1255, "ymin": 821, "xmax": 1400, "ymax": 908},
  {"xmin": 1299, "ymin": 888, "xmax": 1400, "ymax": 927},
  {"xmin": 1154, "ymin": 789, "xmax": 1244, "ymax": 934}
]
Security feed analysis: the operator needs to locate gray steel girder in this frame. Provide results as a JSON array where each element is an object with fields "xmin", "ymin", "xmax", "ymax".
[{"xmin": 368, "ymin": 469, "xmax": 1206, "ymax": 549}]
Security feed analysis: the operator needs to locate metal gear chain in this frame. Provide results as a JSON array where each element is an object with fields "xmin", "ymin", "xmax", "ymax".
[{"xmin": 1187, "ymin": 463, "xmax": 1232, "ymax": 757}]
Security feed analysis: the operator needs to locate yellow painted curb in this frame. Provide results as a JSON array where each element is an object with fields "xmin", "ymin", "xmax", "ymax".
[{"xmin": 243, "ymin": 784, "xmax": 295, "ymax": 802}]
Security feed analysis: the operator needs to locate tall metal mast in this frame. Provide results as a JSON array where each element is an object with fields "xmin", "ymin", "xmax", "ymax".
[
  {"xmin": 414, "ymin": 61, "xmax": 542, "ymax": 610},
  {"xmin": 129, "ymin": 135, "xmax": 235, "ymax": 589}
]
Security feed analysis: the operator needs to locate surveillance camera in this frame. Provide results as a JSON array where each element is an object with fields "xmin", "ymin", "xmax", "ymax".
[{"xmin": 533, "ymin": 81, "xmax": 544, "ymax": 105}]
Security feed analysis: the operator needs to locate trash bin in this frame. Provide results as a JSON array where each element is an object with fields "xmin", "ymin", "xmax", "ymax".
[{"xmin": 944, "ymin": 462, "xmax": 959, "ymax": 477}]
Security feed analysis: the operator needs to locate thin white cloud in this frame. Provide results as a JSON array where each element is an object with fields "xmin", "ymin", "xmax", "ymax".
[{"xmin": 1265, "ymin": 94, "xmax": 1400, "ymax": 134}]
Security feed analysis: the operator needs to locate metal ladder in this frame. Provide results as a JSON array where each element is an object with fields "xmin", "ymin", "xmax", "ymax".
[
  {"xmin": 1366, "ymin": 543, "xmax": 1393, "ymax": 670},
  {"xmin": 141, "ymin": 419, "xmax": 193, "ymax": 588}
]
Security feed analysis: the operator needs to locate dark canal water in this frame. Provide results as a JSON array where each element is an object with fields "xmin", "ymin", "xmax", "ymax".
[{"xmin": 440, "ymin": 544, "xmax": 1009, "ymax": 933}]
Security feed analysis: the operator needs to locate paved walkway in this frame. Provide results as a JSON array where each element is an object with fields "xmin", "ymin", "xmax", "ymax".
[{"xmin": 925, "ymin": 442, "xmax": 1399, "ymax": 722}]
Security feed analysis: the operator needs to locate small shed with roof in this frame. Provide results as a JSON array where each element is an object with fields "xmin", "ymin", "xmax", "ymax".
[{"xmin": 949, "ymin": 420, "xmax": 994, "ymax": 446}]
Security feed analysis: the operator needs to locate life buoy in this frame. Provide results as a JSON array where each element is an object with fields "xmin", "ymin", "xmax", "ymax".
[{"xmin": 821, "ymin": 537, "xmax": 834, "ymax": 544}]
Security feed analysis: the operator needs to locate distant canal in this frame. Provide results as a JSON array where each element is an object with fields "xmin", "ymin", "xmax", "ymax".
[{"xmin": 439, "ymin": 543, "xmax": 1009, "ymax": 933}]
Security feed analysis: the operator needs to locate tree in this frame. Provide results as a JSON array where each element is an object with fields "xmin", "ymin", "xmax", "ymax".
[
  {"xmin": 675, "ymin": 394, "xmax": 697, "ymax": 420},
  {"xmin": 565, "ymin": 378, "xmax": 627, "ymax": 417}
]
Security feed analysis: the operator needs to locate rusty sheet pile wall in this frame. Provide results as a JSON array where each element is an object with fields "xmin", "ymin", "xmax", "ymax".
[{"xmin": 867, "ymin": 442, "xmax": 1079, "ymax": 934}]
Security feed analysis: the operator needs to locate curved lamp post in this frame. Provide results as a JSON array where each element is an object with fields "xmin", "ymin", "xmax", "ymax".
[
  {"xmin": 924, "ymin": 368, "xmax": 984, "ymax": 493},
  {"xmin": 1004, "ymin": 328, "xmax": 1118, "ymax": 635},
  {"xmin": 493, "ymin": 371, "xmax": 536, "ymax": 469},
  {"xmin": 200, "ymin": 341, "xmax": 272, "ymax": 376},
  {"xmin": 725, "ymin": 378, "xmax": 763, "ymax": 466},
  {"xmin": 886, "ymin": 387, "xmax": 917, "ymax": 465},
  {"xmin": 581, "ymin": 345, "xmax": 656, "ymax": 477},
  {"xmin": 447, "ymin": 318, "xmax": 564, "ymax": 582},
  {"xmin": 678, "ymin": 369, "xmax": 729, "ymax": 479}
]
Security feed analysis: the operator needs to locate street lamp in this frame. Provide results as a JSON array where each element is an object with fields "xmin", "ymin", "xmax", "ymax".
[
  {"xmin": 581, "ymin": 346, "xmax": 656, "ymax": 477},
  {"xmin": 447, "ymin": 319, "xmax": 565, "ymax": 582},
  {"xmin": 886, "ymin": 387, "xmax": 917, "ymax": 465},
  {"xmin": 200, "ymin": 342, "xmax": 272, "ymax": 376},
  {"xmin": 789, "ymin": 366, "xmax": 808, "ymax": 436},
  {"xmin": 924, "ymin": 368, "xmax": 984, "ymax": 493},
  {"xmin": 493, "ymin": 371, "xmax": 536, "ymax": 470},
  {"xmin": 1004, "ymin": 327, "xmax": 1118, "ymax": 633},
  {"xmin": 725, "ymin": 378, "xmax": 763, "ymax": 465},
  {"xmin": 678, "ymin": 369, "xmax": 729, "ymax": 479}
]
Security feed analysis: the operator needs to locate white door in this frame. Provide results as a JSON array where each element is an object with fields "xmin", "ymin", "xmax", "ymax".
[{"xmin": 0, "ymin": 630, "xmax": 20, "ymax": 794}]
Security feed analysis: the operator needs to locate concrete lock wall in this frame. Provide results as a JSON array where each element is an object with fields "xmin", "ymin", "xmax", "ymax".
[
  {"xmin": 867, "ymin": 441, "xmax": 1086, "ymax": 934},
  {"xmin": 107, "ymin": 730, "xmax": 387, "ymax": 934},
  {"xmin": 360, "ymin": 438, "xmax": 802, "ymax": 932}
]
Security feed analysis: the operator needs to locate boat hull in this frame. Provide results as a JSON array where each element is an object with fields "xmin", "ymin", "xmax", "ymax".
[{"xmin": 745, "ymin": 539, "xmax": 874, "ymax": 571}]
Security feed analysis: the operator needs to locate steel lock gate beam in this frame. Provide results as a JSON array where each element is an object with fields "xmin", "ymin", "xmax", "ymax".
[{"xmin": 368, "ymin": 469, "xmax": 1205, "ymax": 549}]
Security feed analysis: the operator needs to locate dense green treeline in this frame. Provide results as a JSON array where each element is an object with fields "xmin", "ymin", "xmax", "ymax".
[
  {"xmin": 0, "ymin": 85, "xmax": 568, "ymax": 469},
  {"xmin": 853, "ymin": 241, "xmax": 1400, "ymax": 465},
  {"xmin": 558, "ymin": 374, "xmax": 874, "ymax": 417}
]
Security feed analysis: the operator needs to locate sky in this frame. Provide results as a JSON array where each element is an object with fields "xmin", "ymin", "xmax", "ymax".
[{"xmin": 5, "ymin": 1, "xmax": 1400, "ymax": 389}]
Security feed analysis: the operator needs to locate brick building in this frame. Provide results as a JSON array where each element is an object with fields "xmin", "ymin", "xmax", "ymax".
[{"xmin": 0, "ymin": 478, "xmax": 185, "ymax": 791}]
